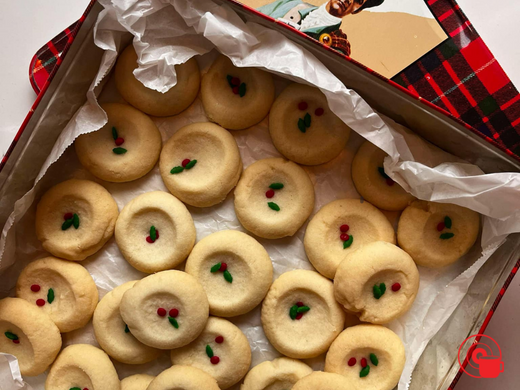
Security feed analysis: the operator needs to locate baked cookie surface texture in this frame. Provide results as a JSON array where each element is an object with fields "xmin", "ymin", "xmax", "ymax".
[
  {"xmin": 121, "ymin": 374, "xmax": 155, "ymax": 390},
  {"xmin": 147, "ymin": 365, "xmax": 220, "ymax": 390},
  {"xmin": 292, "ymin": 371, "xmax": 356, "ymax": 390},
  {"xmin": 240, "ymin": 357, "xmax": 313, "ymax": 390}
]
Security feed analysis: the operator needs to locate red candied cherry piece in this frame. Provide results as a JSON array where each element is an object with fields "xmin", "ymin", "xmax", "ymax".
[
  {"xmin": 231, "ymin": 77, "xmax": 241, "ymax": 86},
  {"xmin": 157, "ymin": 308, "xmax": 167, "ymax": 317},
  {"xmin": 13, "ymin": 339, "xmax": 20, "ymax": 344},
  {"xmin": 348, "ymin": 357, "xmax": 357, "ymax": 366},
  {"xmin": 315, "ymin": 107, "xmax": 324, "ymax": 116},
  {"xmin": 298, "ymin": 101, "xmax": 308, "ymax": 110},
  {"xmin": 296, "ymin": 302, "xmax": 304, "ymax": 307},
  {"xmin": 115, "ymin": 137, "xmax": 124, "ymax": 146},
  {"xmin": 265, "ymin": 189, "xmax": 275, "ymax": 198},
  {"xmin": 36, "ymin": 299, "xmax": 45, "ymax": 307},
  {"xmin": 340, "ymin": 224, "xmax": 349, "ymax": 233},
  {"xmin": 437, "ymin": 222, "xmax": 445, "ymax": 231},
  {"xmin": 31, "ymin": 284, "xmax": 41, "ymax": 292},
  {"xmin": 232, "ymin": 86, "xmax": 239, "ymax": 94},
  {"xmin": 392, "ymin": 283, "xmax": 401, "ymax": 292},
  {"xmin": 340, "ymin": 234, "xmax": 349, "ymax": 241},
  {"xmin": 182, "ymin": 159, "xmax": 191, "ymax": 168},
  {"xmin": 220, "ymin": 263, "xmax": 228, "ymax": 272},
  {"xmin": 146, "ymin": 236, "xmax": 154, "ymax": 243},
  {"xmin": 210, "ymin": 356, "xmax": 220, "ymax": 365},
  {"xmin": 83, "ymin": 388, "xmax": 89, "ymax": 390},
  {"xmin": 386, "ymin": 178, "xmax": 395, "ymax": 186},
  {"xmin": 295, "ymin": 313, "xmax": 304, "ymax": 320},
  {"xmin": 361, "ymin": 358, "xmax": 367, "ymax": 368},
  {"xmin": 169, "ymin": 308, "xmax": 179, "ymax": 318},
  {"xmin": 215, "ymin": 335, "xmax": 224, "ymax": 344},
  {"xmin": 156, "ymin": 230, "xmax": 160, "ymax": 239},
  {"xmin": 63, "ymin": 212, "xmax": 73, "ymax": 221}
]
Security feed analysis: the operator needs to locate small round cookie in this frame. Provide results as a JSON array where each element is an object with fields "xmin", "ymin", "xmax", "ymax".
[
  {"xmin": 16, "ymin": 256, "xmax": 98, "ymax": 333},
  {"xmin": 325, "ymin": 324, "xmax": 405, "ymax": 390},
  {"xmin": 0, "ymin": 297, "xmax": 61, "ymax": 376},
  {"xmin": 75, "ymin": 103, "xmax": 162, "ymax": 182},
  {"xmin": 115, "ymin": 191, "xmax": 196, "ymax": 273},
  {"xmin": 185, "ymin": 230, "xmax": 273, "ymax": 317},
  {"xmin": 159, "ymin": 122, "xmax": 242, "ymax": 207},
  {"xmin": 334, "ymin": 241, "xmax": 420, "ymax": 324},
  {"xmin": 292, "ymin": 372, "xmax": 355, "ymax": 390},
  {"xmin": 397, "ymin": 200, "xmax": 480, "ymax": 268},
  {"xmin": 93, "ymin": 281, "xmax": 162, "ymax": 364},
  {"xmin": 352, "ymin": 141, "xmax": 415, "ymax": 211},
  {"xmin": 35, "ymin": 179, "xmax": 119, "ymax": 261},
  {"xmin": 115, "ymin": 44, "xmax": 200, "ymax": 117},
  {"xmin": 234, "ymin": 158, "xmax": 315, "ymax": 239},
  {"xmin": 147, "ymin": 365, "xmax": 220, "ymax": 390},
  {"xmin": 269, "ymin": 83, "xmax": 351, "ymax": 165},
  {"xmin": 241, "ymin": 357, "xmax": 313, "ymax": 390},
  {"xmin": 304, "ymin": 199, "xmax": 395, "ymax": 279},
  {"xmin": 170, "ymin": 317, "xmax": 251, "ymax": 389},
  {"xmin": 46, "ymin": 344, "xmax": 120, "ymax": 390},
  {"xmin": 201, "ymin": 55, "xmax": 275, "ymax": 130},
  {"xmin": 120, "ymin": 270, "xmax": 209, "ymax": 349},
  {"xmin": 121, "ymin": 374, "xmax": 155, "ymax": 390},
  {"xmin": 261, "ymin": 270, "xmax": 345, "ymax": 359}
]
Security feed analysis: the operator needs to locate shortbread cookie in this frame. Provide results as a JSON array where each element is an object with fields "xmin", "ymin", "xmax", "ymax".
[
  {"xmin": 35, "ymin": 179, "xmax": 119, "ymax": 261},
  {"xmin": 121, "ymin": 374, "xmax": 155, "ymax": 390},
  {"xmin": 234, "ymin": 158, "xmax": 315, "ymax": 239},
  {"xmin": 115, "ymin": 45, "xmax": 200, "ymax": 117},
  {"xmin": 170, "ymin": 317, "xmax": 251, "ymax": 389},
  {"xmin": 0, "ymin": 297, "xmax": 61, "ymax": 376},
  {"xmin": 120, "ymin": 270, "xmax": 209, "ymax": 349},
  {"xmin": 185, "ymin": 230, "xmax": 273, "ymax": 317},
  {"xmin": 201, "ymin": 55, "xmax": 275, "ymax": 130},
  {"xmin": 397, "ymin": 200, "xmax": 480, "ymax": 268},
  {"xmin": 115, "ymin": 191, "xmax": 196, "ymax": 273},
  {"xmin": 325, "ymin": 324, "xmax": 405, "ymax": 390},
  {"xmin": 304, "ymin": 199, "xmax": 395, "ymax": 279},
  {"xmin": 334, "ymin": 241, "xmax": 420, "ymax": 324},
  {"xmin": 269, "ymin": 84, "xmax": 351, "ymax": 165},
  {"xmin": 93, "ymin": 281, "xmax": 162, "ymax": 364},
  {"xmin": 261, "ymin": 270, "xmax": 345, "ymax": 359},
  {"xmin": 241, "ymin": 357, "xmax": 313, "ymax": 390},
  {"xmin": 75, "ymin": 103, "xmax": 162, "ymax": 182},
  {"xmin": 16, "ymin": 257, "xmax": 98, "ymax": 333},
  {"xmin": 46, "ymin": 344, "xmax": 120, "ymax": 390},
  {"xmin": 147, "ymin": 365, "xmax": 220, "ymax": 390},
  {"xmin": 159, "ymin": 122, "xmax": 242, "ymax": 207},
  {"xmin": 292, "ymin": 372, "xmax": 355, "ymax": 390},
  {"xmin": 352, "ymin": 141, "xmax": 415, "ymax": 211}
]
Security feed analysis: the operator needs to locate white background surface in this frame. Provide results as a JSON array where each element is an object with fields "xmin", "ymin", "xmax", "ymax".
[{"xmin": 0, "ymin": 0, "xmax": 519, "ymax": 388}]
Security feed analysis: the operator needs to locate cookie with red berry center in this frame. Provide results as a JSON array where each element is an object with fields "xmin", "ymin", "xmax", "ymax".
[
  {"xmin": 325, "ymin": 324, "xmax": 405, "ymax": 390},
  {"xmin": 16, "ymin": 256, "xmax": 98, "ymax": 333},
  {"xmin": 201, "ymin": 55, "xmax": 275, "ymax": 130},
  {"xmin": 75, "ymin": 103, "xmax": 162, "ymax": 183},
  {"xmin": 170, "ymin": 317, "xmax": 251, "ymax": 389},
  {"xmin": 115, "ymin": 191, "xmax": 196, "ymax": 273},
  {"xmin": 397, "ymin": 200, "xmax": 480, "ymax": 268},
  {"xmin": 115, "ymin": 45, "xmax": 200, "ymax": 117},
  {"xmin": 121, "ymin": 374, "xmax": 155, "ymax": 390},
  {"xmin": 334, "ymin": 241, "xmax": 420, "ymax": 324},
  {"xmin": 241, "ymin": 357, "xmax": 313, "ymax": 390},
  {"xmin": 0, "ymin": 297, "xmax": 62, "ymax": 376},
  {"xmin": 35, "ymin": 179, "xmax": 119, "ymax": 261},
  {"xmin": 292, "ymin": 371, "xmax": 356, "ymax": 390},
  {"xmin": 147, "ymin": 365, "xmax": 220, "ymax": 390}
]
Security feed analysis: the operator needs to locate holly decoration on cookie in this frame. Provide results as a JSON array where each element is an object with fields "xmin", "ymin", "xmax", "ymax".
[
  {"xmin": 226, "ymin": 75, "xmax": 246, "ymax": 97},
  {"xmin": 289, "ymin": 301, "xmax": 310, "ymax": 320},
  {"xmin": 206, "ymin": 343, "xmax": 221, "ymax": 365},
  {"xmin": 170, "ymin": 158, "xmax": 197, "ymax": 174},
  {"xmin": 146, "ymin": 225, "xmax": 159, "ymax": 243},
  {"xmin": 348, "ymin": 352, "xmax": 378, "ymax": 377},
  {"xmin": 157, "ymin": 307, "xmax": 180, "ymax": 328},
  {"xmin": 372, "ymin": 283, "xmax": 386, "ymax": 299},
  {"xmin": 266, "ymin": 182, "xmax": 283, "ymax": 211},
  {"xmin": 377, "ymin": 167, "xmax": 394, "ymax": 186},
  {"xmin": 32, "ymin": 286, "xmax": 55, "ymax": 307},
  {"xmin": 4, "ymin": 331, "xmax": 20, "ymax": 344},
  {"xmin": 62, "ymin": 212, "xmax": 80, "ymax": 230},
  {"xmin": 210, "ymin": 262, "xmax": 233, "ymax": 283},
  {"xmin": 297, "ymin": 101, "xmax": 324, "ymax": 133},
  {"xmin": 437, "ymin": 215, "xmax": 454, "ymax": 240},
  {"xmin": 339, "ymin": 224, "xmax": 353, "ymax": 249},
  {"xmin": 112, "ymin": 126, "xmax": 127, "ymax": 155},
  {"xmin": 69, "ymin": 388, "xmax": 89, "ymax": 390}
]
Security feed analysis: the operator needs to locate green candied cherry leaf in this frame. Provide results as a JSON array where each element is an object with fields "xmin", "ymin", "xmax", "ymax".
[
  {"xmin": 169, "ymin": 316, "xmax": 179, "ymax": 329},
  {"xmin": 124, "ymin": 324, "xmax": 130, "ymax": 333},
  {"xmin": 72, "ymin": 213, "xmax": 80, "ymax": 229},
  {"xmin": 304, "ymin": 112, "xmax": 311, "ymax": 127},
  {"xmin": 360, "ymin": 365, "xmax": 370, "ymax": 378},
  {"xmin": 440, "ymin": 232, "xmax": 454, "ymax": 240},
  {"xmin": 239, "ymin": 82, "xmax": 246, "ymax": 97},
  {"xmin": 211, "ymin": 263, "xmax": 222, "ymax": 273},
  {"xmin": 226, "ymin": 75, "xmax": 234, "ymax": 88},
  {"xmin": 47, "ymin": 288, "xmax": 55, "ymax": 304},
  {"xmin": 112, "ymin": 126, "xmax": 118, "ymax": 140},
  {"xmin": 373, "ymin": 284, "xmax": 382, "ymax": 300},
  {"xmin": 298, "ymin": 118, "xmax": 306, "ymax": 133},
  {"xmin": 289, "ymin": 305, "xmax": 299, "ymax": 320},
  {"xmin": 296, "ymin": 306, "xmax": 310, "ymax": 313},
  {"xmin": 444, "ymin": 216, "xmax": 452, "ymax": 229},
  {"xmin": 223, "ymin": 270, "xmax": 233, "ymax": 283},
  {"xmin": 206, "ymin": 344, "xmax": 214, "ymax": 358},
  {"xmin": 62, "ymin": 218, "xmax": 73, "ymax": 231},
  {"xmin": 113, "ymin": 147, "xmax": 127, "ymax": 155},
  {"xmin": 377, "ymin": 167, "xmax": 390, "ymax": 180},
  {"xmin": 185, "ymin": 160, "xmax": 197, "ymax": 169},
  {"xmin": 370, "ymin": 353, "xmax": 379, "ymax": 366},
  {"xmin": 70, "ymin": 388, "xmax": 82, "ymax": 390},
  {"xmin": 170, "ymin": 166, "xmax": 184, "ymax": 174},
  {"xmin": 150, "ymin": 225, "xmax": 157, "ymax": 242},
  {"xmin": 4, "ymin": 331, "xmax": 18, "ymax": 340},
  {"xmin": 269, "ymin": 183, "xmax": 284, "ymax": 190},
  {"xmin": 343, "ymin": 235, "xmax": 354, "ymax": 249},
  {"xmin": 379, "ymin": 283, "xmax": 386, "ymax": 295},
  {"xmin": 268, "ymin": 202, "xmax": 280, "ymax": 211}
]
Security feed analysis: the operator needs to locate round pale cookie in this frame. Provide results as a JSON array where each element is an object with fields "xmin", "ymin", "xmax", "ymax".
[
  {"xmin": 185, "ymin": 230, "xmax": 273, "ymax": 317},
  {"xmin": 261, "ymin": 270, "xmax": 345, "ymax": 359},
  {"xmin": 269, "ymin": 83, "xmax": 351, "ymax": 165},
  {"xmin": 352, "ymin": 141, "xmax": 415, "ymax": 211},
  {"xmin": 115, "ymin": 191, "xmax": 196, "ymax": 273},
  {"xmin": 16, "ymin": 256, "xmax": 98, "ymax": 333},
  {"xmin": 46, "ymin": 344, "xmax": 120, "ymax": 390},
  {"xmin": 159, "ymin": 122, "xmax": 242, "ymax": 207},
  {"xmin": 75, "ymin": 103, "xmax": 162, "ymax": 182},
  {"xmin": 121, "ymin": 374, "xmax": 155, "ymax": 390},
  {"xmin": 334, "ymin": 241, "xmax": 420, "ymax": 324},
  {"xmin": 0, "ymin": 297, "xmax": 61, "ymax": 376},
  {"xmin": 241, "ymin": 357, "xmax": 313, "ymax": 390},
  {"xmin": 147, "ymin": 365, "xmax": 220, "ymax": 390},
  {"xmin": 292, "ymin": 372, "xmax": 355, "ymax": 390},
  {"xmin": 234, "ymin": 158, "xmax": 315, "ymax": 239},
  {"xmin": 93, "ymin": 281, "xmax": 162, "ymax": 364},
  {"xmin": 35, "ymin": 179, "xmax": 119, "ymax": 261},
  {"xmin": 120, "ymin": 270, "xmax": 209, "ymax": 349},
  {"xmin": 304, "ymin": 199, "xmax": 395, "ymax": 279},
  {"xmin": 201, "ymin": 55, "xmax": 275, "ymax": 130},
  {"xmin": 115, "ymin": 44, "xmax": 200, "ymax": 117},
  {"xmin": 170, "ymin": 317, "xmax": 251, "ymax": 389},
  {"xmin": 397, "ymin": 200, "xmax": 480, "ymax": 268},
  {"xmin": 325, "ymin": 324, "xmax": 405, "ymax": 390}
]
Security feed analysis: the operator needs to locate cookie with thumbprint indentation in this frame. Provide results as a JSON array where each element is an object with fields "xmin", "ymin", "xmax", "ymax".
[
  {"xmin": 159, "ymin": 122, "xmax": 242, "ymax": 207},
  {"xmin": 45, "ymin": 344, "xmax": 120, "ymax": 390},
  {"xmin": 334, "ymin": 241, "xmax": 420, "ymax": 324},
  {"xmin": 325, "ymin": 324, "xmax": 405, "ymax": 390},
  {"xmin": 185, "ymin": 230, "xmax": 273, "ymax": 317},
  {"xmin": 292, "ymin": 371, "xmax": 356, "ymax": 390},
  {"xmin": 115, "ymin": 191, "xmax": 196, "ymax": 273},
  {"xmin": 147, "ymin": 365, "xmax": 220, "ymax": 390},
  {"xmin": 16, "ymin": 256, "xmax": 98, "ymax": 333},
  {"xmin": 269, "ymin": 83, "xmax": 351, "ymax": 165},
  {"xmin": 121, "ymin": 374, "xmax": 155, "ymax": 390},
  {"xmin": 170, "ymin": 317, "xmax": 251, "ymax": 389},
  {"xmin": 201, "ymin": 55, "xmax": 275, "ymax": 130},
  {"xmin": 304, "ymin": 198, "xmax": 395, "ymax": 279},
  {"xmin": 115, "ymin": 45, "xmax": 200, "ymax": 117},
  {"xmin": 75, "ymin": 103, "xmax": 162, "ymax": 183},
  {"xmin": 0, "ymin": 297, "xmax": 62, "ymax": 376},
  {"xmin": 261, "ymin": 270, "xmax": 345, "ymax": 359},
  {"xmin": 234, "ymin": 158, "xmax": 315, "ymax": 239},
  {"xmin": 397, "ymin": 200, "xmax": 480, "ymax": 268},
  {"xmin": 35, "ymin": 179, "xmax": 119, "ymax": 261},
  {"xmin": 240, "ymin": 357, "xmax": 313, "ymax": 390}
]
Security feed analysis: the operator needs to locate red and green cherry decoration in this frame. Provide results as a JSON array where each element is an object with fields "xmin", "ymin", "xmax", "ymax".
[
  {"xmin": 210, "ymin": 262, "xmax": 233, "ymax": 283},
  {"xmin": 62, "ymin": 212, "xmax": 79, "ymax": 231},
  {"xmin": 348, "ymin": 352, "xmax": 379, "ymax": 377},
  {"xmin": 297, "ymin": 101, "xmax": 324, "ymax": 133},
  {"xmin": 377, "ymin": 167, "xmax": 394, "ymax": 186},
  {"xmin": 205, "ymin": 334, "xmax": 225, "ymax": 365},
  {"xmin": 373, "ymin": 281, "xmax": 401, "ymax": 299},
  {"xmin": 289, "ymin": 301, "xmax": 310, "ymax": 320},
  {"xmin": 437, "ymin": 215, "xmax": 454, "ymax": 240},
  {"xmin": 170, "ymin": 158, "xmax": 197, "ymax": 174},
  {"xmin": 69, "ymin": 387, "xmax": 89, "ymax": 390},
  {"xmin": 112, "ymin": 126, "xmax": 127, "ymax": 155},
  {"xmin": 266, "ymin": 182, "xmax": 283, "ymax": 211},
  {"xmin": 340, "ymin": 224, "xmax": 353, "ymax": 249},
  {"xmin": 4, "ymin": 331, "xmax": 20, "ymax": 344},
  {"xmin": 146, "ymin": 225, "xmax": 159, "ymax": 243},
  {"xmin": 30, "ymin": 284, "xmax": 55, "ymax": 307},
  {"xmin": 157, "ymin": 306, "xmax": 180, "ymax": 328},
  {"xmin": 226, "ymin": 74, "xmax": 246, "ymax": 97}
]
